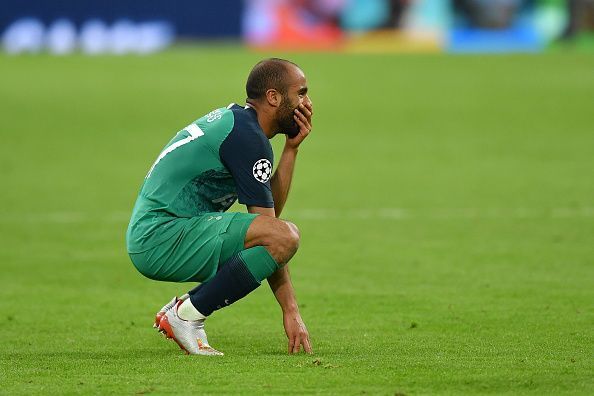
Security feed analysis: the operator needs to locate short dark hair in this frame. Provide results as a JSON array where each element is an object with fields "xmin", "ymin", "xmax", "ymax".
[{"xmin": 246, "ymin": 58, "xmax": 299, "ymax": 100}]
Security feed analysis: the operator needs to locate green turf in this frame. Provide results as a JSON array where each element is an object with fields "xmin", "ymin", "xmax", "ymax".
[{"xmin": 1, "ymin": 49, "xmax": 593, "ymax": 395}]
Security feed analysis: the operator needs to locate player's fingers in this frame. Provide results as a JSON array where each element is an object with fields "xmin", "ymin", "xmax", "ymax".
[
  {"xmin": 294, "ymin": 113, "xmax": 311, "ymax": 131},
  {"xmin": 300, "ymin": 106, "xmax": 313, "ymax": 128},
  {"xmin": 288, "ymin": 337, "xmax": 295, "ymax": 354},
  {"xmin": 298, "ymin": 103, "xmax": 312, "ymax": 118},
  {"xmin": 292, "ymin": 337, "xmax": 301, "ymax": 354},
  {"xmin": 303, "ymin": 336, "xmax": 313, "ymax": 354},
  {"xmin": 294, "ymin": 109, "xmax": 310, "ymax": 125},
  {"xmin": 298, "ymin": 107, "xmax": 312, "ymax": 126},
  {"xmin": 294, "ymin": 114, "xmax": 311, "ymax": 132},
  {"xmin": 304, "ymin": 100, "xmax": 313, "ymax": 115}
]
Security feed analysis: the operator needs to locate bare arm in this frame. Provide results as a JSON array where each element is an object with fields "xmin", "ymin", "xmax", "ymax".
[
  {"xmin": 270, "ymin": 146, "xmax": 298, "ymax": 217},
  {"xmin": 247, "ymin": 205, "xmax": 311, "ymax": 353},
  {"xmin": 247, "ymin": 206, "xmax": 300, "ymax": 313},
  {"xmin": 268, "ymin": 265, "xmax": 311, "ymax": 353},
  {"xmin": 270, "ymin": 101, "xmax": 313, "ymax": 217},
  {"xmin": 244, "ymin": 100, "xmax": 314, "ymax": 354},
  {"xmin": 266, "ymin": 264, "xmax": 298, "ymax": 311}
]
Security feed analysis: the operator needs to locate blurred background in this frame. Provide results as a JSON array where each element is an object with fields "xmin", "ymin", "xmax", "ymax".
[{"xmin": 2, "ymin": 0, "xmax": 594, "ymax": 55}]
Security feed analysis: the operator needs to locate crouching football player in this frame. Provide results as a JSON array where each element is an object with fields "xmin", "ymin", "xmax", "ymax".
[{"xmin": 126, "ymin": 58, "xmax": 313, "ymax": 355}]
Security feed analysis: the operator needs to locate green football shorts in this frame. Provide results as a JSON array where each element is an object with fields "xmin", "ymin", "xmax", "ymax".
[{"xmin": 129, "ymin": 212, "xmax": 258, "ymax": 283}]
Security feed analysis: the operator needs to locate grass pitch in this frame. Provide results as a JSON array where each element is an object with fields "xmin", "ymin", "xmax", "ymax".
[{"xmin": 1, "ymin": 49, "xmax": 593, "ymax": 395}]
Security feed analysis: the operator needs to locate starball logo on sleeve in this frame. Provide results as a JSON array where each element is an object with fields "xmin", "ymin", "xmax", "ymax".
[{"xmin": 252, "ymin": 159, "xmax": 272, "ymax": 183}]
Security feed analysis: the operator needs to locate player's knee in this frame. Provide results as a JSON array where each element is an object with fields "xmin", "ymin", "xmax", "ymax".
[
  {"xmin": 270, "ymin": 221, "xmax": 300, "ymax": 264},
  {"xmin": 284, "ymin": 221, "xmax": 300, "ymax": 252}
]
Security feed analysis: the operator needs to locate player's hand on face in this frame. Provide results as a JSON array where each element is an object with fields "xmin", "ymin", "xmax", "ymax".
[
  {"xmin": 287, "ymin": 101, "xmax": 313, "ymax": 149},
  {"xmin": 283, "ymin": 311, "xmax": 312, "ymax": 354}
]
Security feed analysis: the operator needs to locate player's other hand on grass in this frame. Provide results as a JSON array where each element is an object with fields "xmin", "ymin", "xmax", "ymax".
[
  {"xmin": 286, "ymin": 101, "xmax": 313, "ymax": 149},
  {"xmin": 283, "ymin": 311, "xmax": 312, "ymax": 354}
]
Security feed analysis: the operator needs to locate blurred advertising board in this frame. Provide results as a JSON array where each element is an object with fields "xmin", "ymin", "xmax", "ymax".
[
  {"xmin": 2, "ymin": 0, "xmax": 592, "ymax": 54},
  {"xmin": 1, "ymin": 0, "xmax": 243, "ymax": 54},
  {"xmin": 243, "ymin": 0, "xmax": 574, "ymax": 53}
]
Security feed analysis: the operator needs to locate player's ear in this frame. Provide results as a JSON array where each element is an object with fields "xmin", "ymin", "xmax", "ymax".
[{"xmin": 265, "ymin": 89, "xmax": 280, "ymax": 107}]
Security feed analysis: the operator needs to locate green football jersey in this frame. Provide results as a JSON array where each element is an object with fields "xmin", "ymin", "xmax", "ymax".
[{"xmin": 126, "ymin": 104, "xmax": 274, "ymax": 254}]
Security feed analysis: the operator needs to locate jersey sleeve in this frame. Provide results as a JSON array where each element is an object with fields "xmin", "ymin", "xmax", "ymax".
[{"xmin": 219, "ymin": 126, "xmax": 274, "ymax": 208}]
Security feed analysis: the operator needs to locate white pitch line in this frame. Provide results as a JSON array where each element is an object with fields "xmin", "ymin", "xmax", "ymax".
[
  {"xmin": 0, "ymin": 207, "xmax": 593, "ymax": 225},
  {"xmin": 285, "ymin": 207, "xmax": 594, "ymax": 220}
]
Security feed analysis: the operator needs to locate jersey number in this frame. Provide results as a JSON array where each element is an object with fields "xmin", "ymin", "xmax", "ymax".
[{"xmin": 146, "ymin": 123, "xmax": 204, "ymax": 178}]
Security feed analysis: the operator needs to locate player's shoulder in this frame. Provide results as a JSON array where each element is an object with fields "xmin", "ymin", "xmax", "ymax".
[
  {"xmin": 228, "ymin": 104, "xmax": 262, "ymax": 132},
  {"xmin": 195, "ymin": 103, "xmax": 265, "ymax": 140},
  {"xmin": 219, "ymin": 104, "xmax": 272, "ymax": 162},
  {"xmin": 196, "ymin": 105, "xmax": 235, "ymax": 134},
  {"xmin": 226, "ymin": 104, "xmax": 270, "ymax": 146}
]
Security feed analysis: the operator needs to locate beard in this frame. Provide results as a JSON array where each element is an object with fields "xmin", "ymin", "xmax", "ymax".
[{"xmin": 276, "ymin": 97, "xmax": 300, "ymax": 138}]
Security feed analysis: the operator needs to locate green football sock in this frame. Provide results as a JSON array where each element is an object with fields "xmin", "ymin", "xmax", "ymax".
[{"xmin": 238, "ymin": 246, "xmax": 279, "ymax": 282}]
